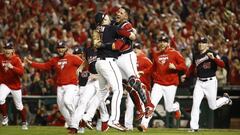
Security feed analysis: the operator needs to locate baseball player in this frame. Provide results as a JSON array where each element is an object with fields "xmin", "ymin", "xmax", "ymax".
[
  {"xmin": 184, "ymin": 37, "xmax": 232, "ymax": 132},
  {"xmin": 115, "ymin": 7, "xmax": 154, "ymax": 120},
  {"xmin": 0, "ymin": 42, "xmax": 28, "ymax": 130},
  {"xmin": 124, "ymin": 43, "xmax": 153, "ymax": 130},
  {"xmin": 24, "ymin": 41, "xmax": 84, "ymax": 128},
  {"xmin": 92, "ymin": 12, "xmax": 126, "ymax": 131},
  {"xmin": 138, "ymin": 35, "xmax": 187, "ymax": 132},
  {"xmin": 68, "ymin": 45, "xmax": 110, "ymax": 134}
]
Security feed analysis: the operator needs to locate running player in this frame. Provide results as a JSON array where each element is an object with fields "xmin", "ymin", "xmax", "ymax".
[{"xmin": 0, "ymin": 41, "xmax": 28, "ymax": 130}]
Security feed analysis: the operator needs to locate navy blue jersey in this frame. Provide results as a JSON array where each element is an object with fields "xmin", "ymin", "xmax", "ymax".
[
  {"xmin": 85, "ymin": 47, "xmax": 98, "ymax": 74},
  {"xmin": 96, "ymin": 25, "xmax": 120, "ymax": 58},
  {"xmin": 193, "ymin": 50, "xmax": 218, "ymax": 78}
]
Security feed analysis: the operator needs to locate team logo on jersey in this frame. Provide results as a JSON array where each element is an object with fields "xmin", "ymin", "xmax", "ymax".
[
  {"xmin": 88, "ymin": 56, "xmax": 97, "ymax": 64},
  {"xmin": 158, "ymin": 55, "xmax": 168, "ymax": 65},
  {"xmin": 58, "ymin": 59, "xmax": 67, "ymax": 69},
  {"xmin": 2, "ymin": 60, "xmax": 10, "ymax": 71},
  {"xmin": 195, "ymin": 55, "xmax": 209, "ymax": 66}
]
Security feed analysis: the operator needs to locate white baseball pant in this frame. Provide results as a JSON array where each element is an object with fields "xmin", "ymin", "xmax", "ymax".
[
  {"xmin": 0, "ymin": 84, "xmax": 24, "ymax": 110},
  {"xmin": 57, "ymin": 84, "xmax": 78, "ymax": 127},
  {"xmin": 116, "ymin": 51, "xmax": 139, "ymax": 79},
  {"xmin": 141, "ymin": 83, "xmax": 179, "ymax": 127},
  {"xmin": 70, "ymin": 76, "xmax": 100, "ymax": 129},
  {"xmin": 95, "ymin": 58, "xmax": 123, "ymax": 125},
  {"xmin": 190, "ymin": 77, "xmax": 230, "ymax": 130}
]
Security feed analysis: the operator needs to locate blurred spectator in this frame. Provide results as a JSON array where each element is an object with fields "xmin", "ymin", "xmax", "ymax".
[
  {"xmin": 47, "ymin": 104, "xmax": 65, "ymax": 126},
  {"xmin": 216, "ymin": 67, "xmax": 228, "ymax": 87},
  {"xmin": 34, "ymin": 105, "xmax": 48, "ymax": 126}
]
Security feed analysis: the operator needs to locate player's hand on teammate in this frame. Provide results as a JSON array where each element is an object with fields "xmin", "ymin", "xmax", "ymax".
[
  {"xmin": 207, "ymin": 52, "xmax": 215, "ymax": 59},
  {"xmin": 169, "ymin": 63, "xmax": 176, "ymax": 70}
]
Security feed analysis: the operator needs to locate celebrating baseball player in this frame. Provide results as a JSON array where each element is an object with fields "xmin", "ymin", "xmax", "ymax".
[
  {"xmin": 68, "ymin": 45, "xmax": 110, "ymax": 134},
  {"xmin": 184, "ymin": 37, "xmax": 232, "ymax": 132},
  {"xmin": 124, "ymin": 43, "xmax": 153, "ymax": 130},
  {"xmin": 0, "ymin": 41, "xmax": 28, "ymax": 130},
  {"xmin": 138, "ymin": 35, "xmax": 187, "ymax": 132},
  {"xmin": 24, "ymin": 41, "xmax": 84, "ymax": 129},
  {"xmin": 92, "ymin": 12, "xmax": 126, "ymax": 131},
  {"xmin": 115, "ymin": 7, "xmax": 154, "ymax": 120}
]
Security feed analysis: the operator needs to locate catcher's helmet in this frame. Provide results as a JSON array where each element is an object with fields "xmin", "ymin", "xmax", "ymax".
[
  {"xmin": 4, "ymin": 42, "xmax": 14, "ymax": 49},
  {"xmin": 57, "ymin": 41, "xmax": 67, "ymax": 48},
  {"xmin": 95, "ymin": 12, "xmax": 105, "ymax": 25}
]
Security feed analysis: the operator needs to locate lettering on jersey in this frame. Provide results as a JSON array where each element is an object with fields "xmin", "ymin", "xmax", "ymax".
[
  {"xmin": 158, "ymin": 55, "xmax": 168, "ymax": 65},
  {"xmin": 97, "ymin": 26, "xmax": 105, "ymax": 33},
  {"xmin": 2, "ymin": 60, "xmax": 10, "ymax": 71},
  {"xmin": 195, "ymin": 55, "xmax": 209, "ymax": 66},
  {"xmin": 202, "ymin": 62, "xmax": 211, "ymax": 69},
  {"xmin": 88, "ymin": 56, "xmax": 97, "ymax": 64},
  {"xmin": 58, "ymin": 59, "xmax": 67, "ymax": 69}
]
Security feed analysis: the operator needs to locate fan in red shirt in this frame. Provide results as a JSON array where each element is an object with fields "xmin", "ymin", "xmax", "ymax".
[
  {"xmin": 25, "ymin": 41, "xmax": 84, "ymax": 128},
  {"xmin": 0, "ymin": 41, "xmax": 28, "ymax": 130},
  {"xmin": 138, "ymin": 35, "xmax": 187, "ymax": 132}
]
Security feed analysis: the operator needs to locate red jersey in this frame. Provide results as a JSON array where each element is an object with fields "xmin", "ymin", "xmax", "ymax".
[
  {"xmin": 31, "ymin": 53, "xmax": 83, "ymax": 86},
  {"xmin": 137, "ymin": 52, "xmax": 153, "ymax": 91},
  {"xmin": 152, "ymin": 47, "xmax": 187, "ymax": 86},
  {"xmin": 0, "ymin": 54, "xmax": 24, "ymax": 90},
  {"xmin": 117, "ymin": 21, "xmax": 135, "ymax": 52}
]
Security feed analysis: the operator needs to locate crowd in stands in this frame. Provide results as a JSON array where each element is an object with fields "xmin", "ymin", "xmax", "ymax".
[{"xmin": 0, "ymin": 0, "xmax": 239, "ymax": 97}]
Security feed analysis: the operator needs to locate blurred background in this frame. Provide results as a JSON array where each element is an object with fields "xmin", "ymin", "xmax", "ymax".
[{"xmin": 0, "ymin": 0, "xmax": 239, "ymax": 129}]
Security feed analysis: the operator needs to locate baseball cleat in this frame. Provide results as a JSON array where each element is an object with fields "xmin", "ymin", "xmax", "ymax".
[
  {"xmin": 145, "ymin": 106, "xmax": 154, "ymax": 118},
  {"xmin": 77, "ymin": 127, "xmax": 85, "ymax": 134},
  {"xmin": 188, "ymin": 129, "xmax": 198, "ymax": 132},
  {"xmin": 1, "ymin": 116, "xmax": 8, "ymax": 126},
  {"xmin": 137, "ymin": 124, "xmax": 147, "ymax": 132},
  {"xmin": 108, "ymin": 122, "xmax": 127, "ymax": 132},
  {"xmin": 135, "ymin": 110, "xmax": 145, "ymax": 121},
  {"xmin": 101, "ymin": 121, "xmax": 109, "ymax": 132},
  {"xmin": 82, "ymin": 119, "xmax": 93, "ymax": 130},
  {"xmin": 223, "ymin": 93, "xmax": 232, "ymax": 105},
  {"xmin": 67, "ymin": 128, "xmax": 77, "ymax": 135},
  {"xmin": 21, "ymin": 122, "xmax": 28, "ymax": 130}
]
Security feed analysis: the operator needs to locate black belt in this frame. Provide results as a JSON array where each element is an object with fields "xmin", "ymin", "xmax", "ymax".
[
  {"xmin": 199, "ymin": 77, "xmax": 213, "ymax": 82},
  {"xmin": 97, "ymin": 57, "xmax": 116, "ymax": 61}
]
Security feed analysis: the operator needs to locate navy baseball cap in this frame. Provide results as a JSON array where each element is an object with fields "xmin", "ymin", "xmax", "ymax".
[
  {"xmin": 95, "ymin": 12, "xmax": 106, "ymax": 25},
  {"xmin": 197, "ymin": 37, "xmax": 208, "ymax": 44},
  {"xmin": 4, "ymin": 42, "xmax": 14, "ymax": 49},
  {"xmin": 73, "ymin": 46, "xmax": 84, "ymax": 54},
  {"xmin": 57, "ymin": 41, "xmax": 67, "ymax": 48},
  {"xmin": 158, "ymin": 35, "xmax": 169, "ymax": 42},
  {"xmin": 133, "ymin": 42, "xmax": 141, "ymax": 49}
]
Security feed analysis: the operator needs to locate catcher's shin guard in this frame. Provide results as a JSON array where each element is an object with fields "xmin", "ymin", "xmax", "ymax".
[
  {"xmin": 128, "ymin": 76, "xmax": 147, "ymax": 105},
  {"xmin": 123, "ymin": 80, "xmax": 143, "ymax": 114}
]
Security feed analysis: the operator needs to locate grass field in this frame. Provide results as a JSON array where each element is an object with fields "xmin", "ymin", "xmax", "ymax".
[{"xmin": 0, "ymin": 126, "xmax": 240, "ymax": 135}]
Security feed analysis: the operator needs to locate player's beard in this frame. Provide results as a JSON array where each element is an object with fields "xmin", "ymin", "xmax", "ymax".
[
  {"xmin": 3, "ymin": 49, "xmax": 14, "ymax": 58},
  {"xmin": 57, "ymin": 48, "xmax": 68, "ymax": 57}
]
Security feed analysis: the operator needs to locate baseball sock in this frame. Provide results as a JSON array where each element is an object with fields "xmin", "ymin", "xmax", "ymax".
[
  {"xmin": 0, "ymin": 103, "xmax": 8, "ymax": 116},
  {"xmin": 19, "ymin": 108, "xmax": 27, "ymax": 122}
]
